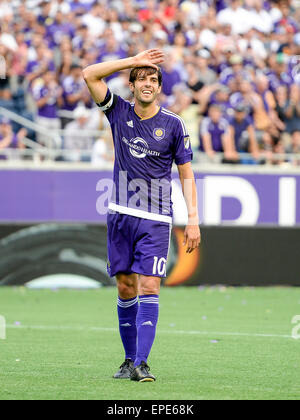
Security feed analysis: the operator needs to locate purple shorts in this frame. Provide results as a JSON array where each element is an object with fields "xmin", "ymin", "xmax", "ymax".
[{"xmin": 107, "ymin": 212, "xmax": 171, "ymax": 278}]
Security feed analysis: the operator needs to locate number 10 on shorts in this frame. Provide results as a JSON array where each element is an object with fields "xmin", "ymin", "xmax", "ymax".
[{"xmin": 153, "ymin": 257, "xmax": 167, "ymax": 277}]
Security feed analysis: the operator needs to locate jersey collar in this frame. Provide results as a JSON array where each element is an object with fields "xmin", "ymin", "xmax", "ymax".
[{"xmin": 133, "ymin": 106, "xmax": 161, "ymax": 121}]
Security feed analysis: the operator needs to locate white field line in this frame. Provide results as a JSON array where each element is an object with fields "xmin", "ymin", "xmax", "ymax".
[{"xmin": 6, "ymin": 324, "xmax": 293, "ymax": 340}]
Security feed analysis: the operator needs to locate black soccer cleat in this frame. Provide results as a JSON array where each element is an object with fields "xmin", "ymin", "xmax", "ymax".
[
  {"xmin": 113, "ymin": 359, "xmax": 134, "ymax": 379},
  {"xmin": 130, "ymin": 361, "xmax": 156, "ymax": 382}
]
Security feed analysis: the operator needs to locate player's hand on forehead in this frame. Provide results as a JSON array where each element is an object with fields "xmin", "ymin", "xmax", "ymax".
[{"xmin": 133, "ymin": 49, "xmax": 165, "ymax": 70}]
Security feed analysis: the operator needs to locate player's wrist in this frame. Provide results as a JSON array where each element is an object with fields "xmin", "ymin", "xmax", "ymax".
[
  {"xmin": 187, "ymin": 214, "xmax": 199, "ymax": 226},
  {"xmin": 127, "ymin": 56, "xmax": 137, "ymax": 68}
]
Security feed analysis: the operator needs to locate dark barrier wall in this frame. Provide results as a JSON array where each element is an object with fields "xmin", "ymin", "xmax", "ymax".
[
  {"xmin": 0, "ymin": 224, "xmax": 299, "ymax": 287},
  {"xmin": 190, "ymin": 226, "xmax": 300, "ymax": 286}
]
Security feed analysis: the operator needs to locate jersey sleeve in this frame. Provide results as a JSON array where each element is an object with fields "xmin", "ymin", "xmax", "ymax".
[
  {"xmin": 172, "ymin": 117, "xmax": 193, "ymax": 165},
  {"xmin": 96, "ymin": 88, "xmax": 129, "ymax": 125}
]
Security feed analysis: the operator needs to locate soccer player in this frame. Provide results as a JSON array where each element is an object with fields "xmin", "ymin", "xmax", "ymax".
[{"xmin": 83, "ymin": 49, "xmax": 201, "ymax": 382}]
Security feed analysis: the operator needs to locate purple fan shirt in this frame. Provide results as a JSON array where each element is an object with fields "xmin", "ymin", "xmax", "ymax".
[
  {"xmin": 97, "ymin": 48, "xmax": 127, "ymax": 81},
  {"xmin": 228, "ymin": 115, "xmax": 253, "ymax": 150},
  {"xmin": 46, "ymin": 22, "xmax": 75, "ymax": 48},
  {"xmin": 62, "ymin": 76, "xmax": 85, "ymax": 111},
  {"xmin": 199, "ymin": 116, "xmax": 229, "ymax": 152},
  {"xmin": 32, "ymin": 84, "xmax": 59, "ymax": 118},
  {"xmin": 161, "ymin": 68, "xmax": 182, "ymax": 96},
  {"xmin": 97, "ymin": 89, "xmax": 193, "ymax": 223}
]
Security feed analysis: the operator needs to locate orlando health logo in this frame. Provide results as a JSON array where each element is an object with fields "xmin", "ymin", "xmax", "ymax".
[{"xmin": 122, "ymin": 137, "xmax": 160, "ymax": 159}]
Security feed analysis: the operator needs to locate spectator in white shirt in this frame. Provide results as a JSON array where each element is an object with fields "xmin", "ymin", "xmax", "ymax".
[
  {"xmin": 63, "ymin": 106, "xmax": 100, "ymax": 162},
  {"xmin": 217, "ymin": 0, "xmax": 253, "ymax": 35},
  {"xmin": 249, "ymin": 0, "xmax": 274, "ymax": 34}
]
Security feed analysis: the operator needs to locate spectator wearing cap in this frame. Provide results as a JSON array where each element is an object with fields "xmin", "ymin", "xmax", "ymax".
[
  {"xmin": 199, "ymin": 104, "xmax": 238, "ymax": 162},
  {"xmin": 227, "ymin": 103, "xmax": 261, "ymax": 162},
  {"xmin": 0, "ymin": 116, "xmax": 26, "ymax": 159},
  {"xmin": 195, "ymin": 49, "xmax": 217, "ymax": 85},
  {"xmin": 208, "ymin": 84, "xmax": 234, "ymax": 119},
  {"xmin": 32, "ymin": 69, "xmax": 63, "ymax": 147},
  {"xmin": 219, "ymin": 53, "xmax": 245, "ymax": 86}
]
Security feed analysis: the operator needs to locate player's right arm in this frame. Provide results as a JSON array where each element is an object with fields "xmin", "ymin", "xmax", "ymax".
[{"xmin": 82, "ymin": 49, "xmax": 164, "ymax": 104}]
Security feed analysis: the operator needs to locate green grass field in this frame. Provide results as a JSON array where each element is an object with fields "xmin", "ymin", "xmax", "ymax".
[{"xmin": 0, "ymin": 286, "xmax": 300, "ymax": 400}]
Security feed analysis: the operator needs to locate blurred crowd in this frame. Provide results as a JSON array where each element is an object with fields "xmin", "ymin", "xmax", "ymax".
[{"xmin": 0, "ymin": 0, "xmax": 300, "ymax": 165}]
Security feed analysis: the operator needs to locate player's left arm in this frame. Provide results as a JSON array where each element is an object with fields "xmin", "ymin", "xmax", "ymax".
[{"xmin": 177, "ymin": 162, "xmax": 201, "ymax": 254}]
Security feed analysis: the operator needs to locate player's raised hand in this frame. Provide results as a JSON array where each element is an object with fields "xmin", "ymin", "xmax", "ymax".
[{"xmin": 132, "ymin": 49, "xmax": 164, "ymax": 70}]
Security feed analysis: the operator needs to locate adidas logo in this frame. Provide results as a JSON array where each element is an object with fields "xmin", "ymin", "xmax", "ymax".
[
  {"xmin": 141, "ymin": 321, "xmax": 154, "ymax": 326},
  {"xmin": 127, "ymin": 120, "xmax": 133, "ymax": 128}
]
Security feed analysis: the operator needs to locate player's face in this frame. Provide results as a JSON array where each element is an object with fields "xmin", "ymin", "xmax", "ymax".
[{"xmin": 130, "ymin": 73, "xmax": 161, "ymax": 105}]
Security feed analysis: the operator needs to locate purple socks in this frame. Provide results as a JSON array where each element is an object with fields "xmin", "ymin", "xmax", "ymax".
[
  {"xmin": 117, "ymin": 295, "xmax": 159, "ymax": 366},
  {"xmin": 117, "ymin": 296, "xmax": 138, "ymax": 361},
  {"xmin": 134, "ymin": 295, "xmax": 159, "ymax": 367}
]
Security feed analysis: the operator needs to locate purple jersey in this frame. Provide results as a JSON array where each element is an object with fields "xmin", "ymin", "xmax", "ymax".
[
  {"xmin": 199, "ymin": 116, "xmax": 229, "ymax": 152},
  {"xmin": 161, "ymin": 68, "xmax": 182, "ymax": 96},
  {"xmin": 97, "ymin": 89, "xmax": 193, "ymax": 224},
  {"xmin": 209, "ymin": 94, "xmax": 233, "ymax": 119},
  {"xmin": 26, "ymin": 60, "xmax": 55, "ymax": 75},
  {"xmin": 62, "ymin": 76, "xmax": 84, "ymax": 111},
  {"xmin": 46, "ymin": 22, "xmax": 75, "ymax": 48},
  {"xmin": 228, "ymin": 115, "xmax": 252, "ymax": 150},
  {"xmin": 32, "ymin": 84, "xmax": 59, "ymax": 118}
]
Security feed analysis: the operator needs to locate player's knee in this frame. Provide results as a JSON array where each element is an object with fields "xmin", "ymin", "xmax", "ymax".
[
  {"xmin": 139, "ymin": 276, "xmax": 161, "ymax": 296},
  {"xmin": 116, "ymin": 274, "xmax": 137, "ymax": 299}
]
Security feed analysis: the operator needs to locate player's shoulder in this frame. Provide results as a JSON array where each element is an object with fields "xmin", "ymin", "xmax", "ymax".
[
  {"xmin": 97, "ymin": 89, "xmax": 132, "ymax": 115},
  {"xmin": 160, "ymin": 107, "xmax": 188, "ymax": 136},
  {"xmin": 111, "ymin": 91, "xmax": 133, "ymax": 110}
]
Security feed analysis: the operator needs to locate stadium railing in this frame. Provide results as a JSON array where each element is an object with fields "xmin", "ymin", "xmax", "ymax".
[{"xmin": 1, "ymin": 106, "xmax": 300, "ymax": 166}]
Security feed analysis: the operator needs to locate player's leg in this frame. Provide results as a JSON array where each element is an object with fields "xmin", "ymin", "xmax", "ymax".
[
  {"xmin": 107, "ymin": 212, "xmax": 140, "ymax": 379},
  {"xmin": 114, "ymin": 272, "xmax": 139, "ymax": 378},
  {"xmin": 130, "ymin": 220, "xmax": 171, "ymax": 382},
  {"xmin": 130, "ymin": 275, "xmax": 160, "ymax": 382}
]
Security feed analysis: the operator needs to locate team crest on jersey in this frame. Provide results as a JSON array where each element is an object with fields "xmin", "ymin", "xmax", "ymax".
[
  {"xmin": 184, "ymin": 135, "xmax": 190, "ymax": 150},
  {"xmin": 153, "ymin": 128, "xmax": 165, "ymax": 141}
]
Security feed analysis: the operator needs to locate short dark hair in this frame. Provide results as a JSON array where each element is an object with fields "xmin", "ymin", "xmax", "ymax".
[{"xmin": 129, "ymin": 67, "xmax": 162, "ymax": 86}]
